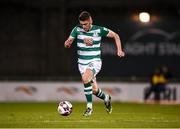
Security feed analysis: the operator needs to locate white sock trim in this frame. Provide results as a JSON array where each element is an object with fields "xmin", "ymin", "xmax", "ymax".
[
  {"xmin": 105, "ymin": 94, "xmax": 109, "ymax": 102},
  {"xmin": 87, "ymin": 102, "xmax": 92, "ymax": 109}
]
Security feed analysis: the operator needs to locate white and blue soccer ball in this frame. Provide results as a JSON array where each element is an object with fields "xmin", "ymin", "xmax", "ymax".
[{"xmin": 57, "ymin": 101, "xmax": 72, "ymax": 116}]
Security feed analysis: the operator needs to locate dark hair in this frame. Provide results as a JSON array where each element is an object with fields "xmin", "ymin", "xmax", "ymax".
[{"xmin": 78, "ymin": 11, "xmax": 91, "ymax": 21}]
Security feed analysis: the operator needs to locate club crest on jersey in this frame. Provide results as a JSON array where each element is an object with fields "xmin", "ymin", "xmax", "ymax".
[{"xmin": 93, "ymin": 31, "xmax": 99, "ymax": 37}]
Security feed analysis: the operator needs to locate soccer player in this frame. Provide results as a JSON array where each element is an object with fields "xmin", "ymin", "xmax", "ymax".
[{"xmin": 64, "ymin": 11, "xmax": 125, "ymax": 116}]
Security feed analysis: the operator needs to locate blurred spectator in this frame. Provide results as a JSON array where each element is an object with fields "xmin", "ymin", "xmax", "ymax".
[{"xmin": 144, "ymin": 66, "xmax": 172, "ymax": 102}]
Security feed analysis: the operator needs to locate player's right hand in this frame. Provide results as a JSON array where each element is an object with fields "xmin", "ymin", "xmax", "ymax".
[{"xmin": 64, "ymin": 39, "xmax": 73, "ymax": 48}]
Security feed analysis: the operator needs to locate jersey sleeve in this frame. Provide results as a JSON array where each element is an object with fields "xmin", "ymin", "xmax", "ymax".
[
  {"xmin": 70, "ymin": 26, "xmax": 77, "ymax": 38},
  {"xmin": 100, "ymin": 27, "xmax": 109, "ymax": 37}
]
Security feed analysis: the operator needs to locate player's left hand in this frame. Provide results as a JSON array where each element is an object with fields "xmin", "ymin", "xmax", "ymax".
[
  {"xmin": 117, "ymin": 50, "xmax": 125, "ymax": 57},
  {"xmin": 84, "ymin": 38, "xmax": 93, "ymax": 46}
]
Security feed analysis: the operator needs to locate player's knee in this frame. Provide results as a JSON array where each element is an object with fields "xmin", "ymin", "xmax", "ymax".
[
  {"xmin": 92, "ymin": 88, "xmax": 98, "ymax": 94},
  {"xmin": 82, "ymin": 75, "xmax": 90, "ymax": 84}
]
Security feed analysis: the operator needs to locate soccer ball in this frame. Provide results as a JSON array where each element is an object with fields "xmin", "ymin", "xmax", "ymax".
[{"xmin": 57, "ymin": 101, "xmax": 72, "ymax": 116}]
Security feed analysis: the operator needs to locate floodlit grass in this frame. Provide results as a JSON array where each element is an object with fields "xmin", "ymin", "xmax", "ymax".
[{"xmin": 0, "ymin": 102, "xmax": 180, "ymax": 128}]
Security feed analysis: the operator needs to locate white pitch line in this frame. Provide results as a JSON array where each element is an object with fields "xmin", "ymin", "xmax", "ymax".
[{"xmin": 19, "ymin": 119, "xmax": 180, "ymax": 123}]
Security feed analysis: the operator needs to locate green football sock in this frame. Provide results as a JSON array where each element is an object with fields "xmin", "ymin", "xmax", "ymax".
[
  {"xmin": 94, "ymin": 88, "xmax": 106, "ymax": 100},
  {"xmin": 84, "ymin": 82, "xmax": 92, "ymax": 109}
]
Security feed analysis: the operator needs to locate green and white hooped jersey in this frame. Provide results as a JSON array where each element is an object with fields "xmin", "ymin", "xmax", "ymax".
[{"xmin": 70, "ymin": 25, "xmax": 109, "ymax": 65}]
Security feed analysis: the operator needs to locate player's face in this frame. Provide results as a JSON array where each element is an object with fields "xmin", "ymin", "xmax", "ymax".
[{"xmin": 79, "ymin": 19, "xmax": 91, "ymax": 32}]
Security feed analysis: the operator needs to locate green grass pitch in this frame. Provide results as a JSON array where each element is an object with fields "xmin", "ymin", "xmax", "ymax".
[{"xmin": 0, "ymin": 102, "xmax": 180, "ymax": 128}]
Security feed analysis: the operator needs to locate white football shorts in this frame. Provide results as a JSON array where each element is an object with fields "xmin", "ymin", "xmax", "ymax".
[{"xmin": 78, "ymin": 60, "xmax": 102, "ymax": 77}]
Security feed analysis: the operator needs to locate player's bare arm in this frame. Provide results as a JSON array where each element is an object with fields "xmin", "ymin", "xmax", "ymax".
[
  {"xmin": 64, "ymin": 37, "xmax": 74, "ymax": 48},
  {"xmin": 107, "ymin": 30, "xmax": 125, "ymax": 57}
]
